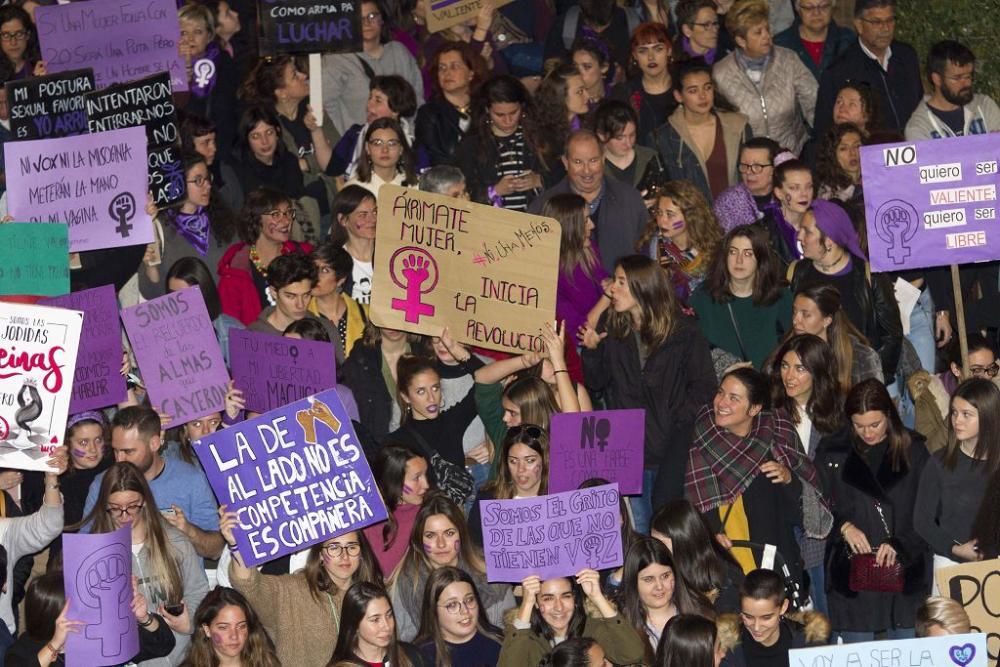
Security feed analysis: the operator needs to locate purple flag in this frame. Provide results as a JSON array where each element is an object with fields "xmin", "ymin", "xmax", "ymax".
[
  {"xmin": 194, "ymin": 388, "xmax": 388, "ymax": 566},
  {"xmin": 4, "ymin": 126, "xmax": 153, "ymax": 252},
  {"xmin": 861, "ymin": 133, "xmax": 1000, "ymax": 272},
  {"xmin": 35, "ymin": 0, "xmax": 186, "ymax": 91},
  {"xmin": 548, "ymin": 410, "xmax": 645, "ymax": 494},
  {"xmin": 121, "ymin": 287, "xmax": 230, "ymax": 425},
  {"xmin": 229, "ymin": 329, "xmax": 337, "ymax": 414},
  {"xmin": 480, "ymin": 483, "xmax": 624, "ymax": 583},
  {"xmin": 63, "ymin": 525, "xmax": 139, "ymax": 667},
  {"xmin": 41, "ymin": 285, "xmax": 127, "ymax": 413}
]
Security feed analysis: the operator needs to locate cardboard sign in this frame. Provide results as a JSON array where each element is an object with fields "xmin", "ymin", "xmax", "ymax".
[
  {"xmin": 371, "ymin": 184, "xmax": 560, "ymax": 354},
  {"xmin": 937, "ymin": 559, "xmax": 1000, "ymax": 663},
  {"xmin": 0, "ymin": 224, "xmax": 69, "ymax": 296},
  {"xmin": 63, "ymin": 526, "xmax": 139, "ymax": 667},
  {"xmin": 0, "ymin": 301, "xmax": 82, "ymax": 471},
  {"xmin": 194, "ymin": 388, "xmax": 388, "ymax": 566},
  {"xmin": 85, "ymin": 72, "xmax": 185, "ymax": 207},
  {"xmin": 258, "ymin": 0, "xmax": 362, "ymax": 55},
  {"xmin": 480, "ymin": 483, "xmax": 623, "ymax": 582},
  {"xmin": 5, "ymin": 68, "xmax": 94, "ymax": 141},
  {"xmin": 789, "ymin": 633, "xmax": 987, "ymax": 667},
  {"xmin": 861, "ymin": 134, "xmax": 1000, "ymax": 272},
  {"xmin": 4, "ymin": 126, "xmax": 154, "ymax": 252},
  {"xmin": 229, "ymin": 329, "xmax": 337, "ymax": 414},
  {"xmin": 34, "ymin": 0, "xmax": 187, "ymax": 91},
  {"xmin": 41, "ymin": 285, "xmax": 126, "ymax": 413},
  {"xmin": 121, "ymin": 287, "xmax": 230, "ymax": 425},
  {"xmin": 547, "ymin": 410, "xmax": 645, "ymax": 495},
  {"xmin": 426, "ymin": 0, "xmax": 513, "ymax": 33}
]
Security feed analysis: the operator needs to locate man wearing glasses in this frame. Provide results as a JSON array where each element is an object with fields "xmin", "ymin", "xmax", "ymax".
[
  {"xmin": 814, "ymin": 0, "xmax": 921, "ymax": 135},
  {"xmin": 774, "ymin": 0, "xmax": 855, "ymax": 81}
]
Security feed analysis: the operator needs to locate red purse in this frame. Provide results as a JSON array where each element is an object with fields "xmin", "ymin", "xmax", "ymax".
[{"xmin": 847, "ymin": 501, "xmax": 904, "ymax": 593}]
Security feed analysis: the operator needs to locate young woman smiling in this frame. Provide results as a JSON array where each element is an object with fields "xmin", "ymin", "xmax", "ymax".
[
  {"xmin": 415, "ymin": 566, "xmax": 504, "ymax": 666},
  {"xmin": 327, "ymin": 582, "xmax": 421, "ymax": 667}
]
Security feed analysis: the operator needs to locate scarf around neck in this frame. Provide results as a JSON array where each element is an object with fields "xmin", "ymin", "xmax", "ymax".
[
  {"xmin": 190, "ymin": 41, "xmax": 221, "ymax": 99},
  {"xmin": 173, "ymin": 206, "xmax": 210, "ymax": 256}
]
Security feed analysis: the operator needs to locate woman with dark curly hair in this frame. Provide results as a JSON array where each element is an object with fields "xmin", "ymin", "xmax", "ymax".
[
  {"xmin": 815, "ymin": 122, "xmax": 864, "ymax": 203},
  {"xmin": 534, "ymin": 62, "xmax": 590, "ymax": 175},
  {"xmin": 831, "ymin": 80, "xmax": 881, "ymax": 136}
]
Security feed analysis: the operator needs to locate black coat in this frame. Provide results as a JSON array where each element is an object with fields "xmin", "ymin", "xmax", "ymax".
[
  {"xmin": 814, "ymin": 429, "xmax": 932, "ymax": 632},
  {"xmin": 415, "ymin": 97, "xmax": 465, "ymax": 167},
  {"xmin": 340, "ymin": 343, "xmax": 395, "ymax": 444},
  {"xmin": 452, "ymin": 129, "xmax": 550, "ymax": 206}
]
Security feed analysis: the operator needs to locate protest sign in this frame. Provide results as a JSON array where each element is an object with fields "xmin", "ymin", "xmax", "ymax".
[
  {"xmin": 861, "ymin": 134, "xmax": 1000, "ymax": 272},
  {"xmin": 34, "ymin": 0, "xmax": 186, "ymax": 91},
  {"xmin": 85, "ymin": 72, "xmax": 185, "ymax": 207},
  {"xmin": 229, "ymin": 329, "xmax": 336, "ymax": 414},
  {"xmin": 0, "ymin": 224, "xmax": 69, "ymax": 296},
  {"xmin": 4, "ymin": 126, "xmax": 154, "ymax": 252},
  {"xmin": 480, "ymin": 483, "xmax": 623, "ymax": 582},
  {"xmin": 63, "ymin": 526, "xmax": 139, "ymax": 667},
  {"xmin": 41, "ymin": 285, "xmax": 126, "ymax": 412},
  {"xmin": 0, "ymin": 301, "xmax": 82, "ymax": 471},
  {"xmin": 371, "ymin": 184, "xmax": 560, "ymax": 354},
  {"xmin": 425, "ymin": 0, "xmax": 514, "ymax": 33},
  {"xmin": 194, "ymin": 388, "xmax": 387, "ymax": 566},
  {"xmin": 121, "ymin": 287, "xmax": 229, "ymax": 425},
  {"xmin": 789, "ymin": 633, "xmax": 987, "ymax": 667},
  {"xmin": 258, "ymin": 0, "xmax": 362, "ymax": 55},
  {"xmin": 937, "ymin": 559, "xmax": 1000, "ymax": 662},
  {"xmin": 548, "ymin": 410, "xmax": 645, "ymax": 495},
  {"xmin": 5, "ymin": 68, "xmax": 94, "ymax": 141}
]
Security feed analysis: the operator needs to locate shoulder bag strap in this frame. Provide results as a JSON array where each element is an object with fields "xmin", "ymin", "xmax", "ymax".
[{"xmin": 727, "ymin": 302, "xmax": 749, "ymax": 362}]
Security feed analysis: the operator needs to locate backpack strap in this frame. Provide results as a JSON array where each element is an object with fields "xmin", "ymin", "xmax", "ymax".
[{"xmin": 562, "ymin": 6, "xmax": 580, "ymax": 50}]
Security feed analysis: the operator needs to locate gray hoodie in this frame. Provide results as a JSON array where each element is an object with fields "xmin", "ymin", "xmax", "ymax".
[
  {"xmin": 904, "ymin": 93, "xmax": 1000, "ymax": 141},
  {"xmin": 0, "ymin": 504, "xmax": 63, "ymax": 633}
]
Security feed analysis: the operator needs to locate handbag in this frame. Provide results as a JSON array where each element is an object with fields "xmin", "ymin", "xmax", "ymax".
[
  {"xmin": 405, "ymin": 426, "xmax": 476, "ymax": 506},
  {"xmin": 847, "ymin": 501, "xmax": 904, "ymax": 593}
]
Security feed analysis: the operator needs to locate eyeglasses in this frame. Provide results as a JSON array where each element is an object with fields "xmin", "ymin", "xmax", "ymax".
[
  {"xmin": 857, "ymin": 15, "xmax": 895, "ymax": 28},
  {"xmin": 362, "ymin": 11, "xmax": 382, "ymax": 24},
  {"xmin": 691, "ymin": 20, "xmax": 720, "ymax": 29},
  {"xmin": 322, "ymin": 542, "xmax": 362, "ymax": 557},
  {"xmin": 106, "ymin": 502, "xmax": 144, "ymax": 518},
  {"xmin": 0, "ymin": 30, "xmax": 28, "ymax": 42},
  {"xmin": 368, "ymin": 138, "xmax": 401, "ymax": 148},
  {"xmin": 186, "ymin": 174, "xmax": 212, "ymax": 187},
  {"xmin": 264, "ymin": 208, "xmax": 296, "ymax": 220},
  {"xmin": 970, "ymin": 363, "xmax": 1000, "ymax": 378},
  {"xmin": 439, "ymin": 594, "xmax": 478, "ymax": 615},
  {"xmin": 798, "ymin": 3, "xmax": 831, "ymax": 13},
  {"xmin": 738, "ymin": 162, "xmax": 773, "ymax": 173}
]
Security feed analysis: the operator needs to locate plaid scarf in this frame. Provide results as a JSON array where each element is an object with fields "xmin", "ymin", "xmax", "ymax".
[{"xmin": 685, "ymin": 405, "xmax": 833, "ymax": 539}]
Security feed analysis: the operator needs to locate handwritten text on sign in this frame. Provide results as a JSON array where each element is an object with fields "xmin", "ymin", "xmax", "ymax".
[
  {"xmin": 195, "ymin": 390, "xmax": 388, "ymax": 566},
  {"xmin": 936, "ymin": 559, "xmax": 1000, "ymax": 663},
  {"xmin": 371, "ymin": 184, "xmax": 560, "ymax": 354},
  {"xmin": 426, "ymin": 0, "xmax": 513, "ymax": 33},
  {"xmin": 229, "ymin": 329, "xmax": 337, "ymax": 414},
  {"xmin": 5, "ymin": 68, "xmax": 94, "ymax": 141},
  {"xmin": 257, "ymin": 0, "xmax": 362, "ymax": 55},
  {"xmin": 548, "ymin": 410, "xmax": 645, "ymax": 495},
  {"xmin": 789, "ymin": 633, "xmax": 987, "ymax": 667},
  {"xmin": 480, "ymin": 483, "xmax": 623, "ymax": 582},
  {"xmin": 4, "ymin": 126, "xmax": 153, "ymax": 252},
  {"xmin": 861, "ymin": 134, "xmax": 1000, "ymax": 272}
]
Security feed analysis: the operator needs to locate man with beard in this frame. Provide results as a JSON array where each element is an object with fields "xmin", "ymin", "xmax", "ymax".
[{"xmin": 905, "ymin": 40, "xmax": 1000, "ymax": 140}]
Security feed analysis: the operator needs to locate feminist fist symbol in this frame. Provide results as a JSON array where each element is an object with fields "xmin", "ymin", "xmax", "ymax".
[
  {"xmin": 77, "ymin": 546, "xmax": 131, "ymax": 656},
  {"xmin": 389, "ymin": 247, "xmax": 438, "ymax": 324}
]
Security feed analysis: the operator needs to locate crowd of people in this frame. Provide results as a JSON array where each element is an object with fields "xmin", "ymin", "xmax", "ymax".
[{"xmin": 0, "ymin": 0, "xmax": 997, "ymax": 664}]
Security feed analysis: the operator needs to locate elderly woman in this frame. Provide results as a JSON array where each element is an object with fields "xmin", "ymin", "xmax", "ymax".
[{"xmin": 712, "ymin": 0, "xmax": 816, "ymax": 154}]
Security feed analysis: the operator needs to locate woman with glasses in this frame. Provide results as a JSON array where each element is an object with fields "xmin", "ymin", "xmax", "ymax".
[
  {"xmin": 415, "ymin": 566, "xmax": 504, "ymax": 666},
  {"xmin": 80, "ymin": 462, "xmax": 210, "ymax": 666},
  {"xmin": 221, "ymin": 508, "xmax": 382, "ymax": 667},
  {"xmin": 184, "ymin": 586, "xmax": 281, "ymax": 667},
  {"xmin": 415, "ymin": 42, "xmax": 488, "ymax": 166},
  {"xmin": 610, "ymin": 23, "xmax": 676, "ymax": 145},
  {"xmin": 0, "ymin": 6, "xmax": 41, "ymax": 79},
  {"xmin": 306, "ymin": 240, "xmax": 367, "ymax": 365},
  {"xmin": 217, "ymin": 187, "xmax": 313, "ymax": 326},
  {"xmin": 328, "ymin": 582, "xmax": 422, "ymax": 666},
  {"xmin": 345, "ymin": 117, "xmax": 419, "ymax": 196},
  {"xmin": 773, "ymin": 0, "xmax": 854, "ymax": 82},
  {"xmin": 675, "ymin": 0, "xmax": 731, "ymax": 64}
]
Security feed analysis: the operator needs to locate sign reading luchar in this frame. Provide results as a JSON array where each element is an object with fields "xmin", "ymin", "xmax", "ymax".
[{"xmin": 371, "ymin": 184, "xmax": 560, "ymax": 354}]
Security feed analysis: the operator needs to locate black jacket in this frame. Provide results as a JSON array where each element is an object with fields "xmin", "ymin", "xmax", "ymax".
[
  {"xmin": 790, "ymin": 258, "xmax": 903, "ymax": 382},
  {"xmin": 415, "ymin": 97, "xmax": 465, "ymax": 167},
  {"xmin": 452, "ymin": 129, "xmax": 552, "ymax": 206},
  {"xmin": 581, "ymin": 316, "xmax": 716, "ymax": 504},
  {"xmin": 815, "ymin": 39, "xmax": 923, "ymax": 136},
  {"xmin": 340, "ymin": 343, "xmax": 395, "ymax": 444},
  {"xmin": 814, "ymin": 429, "xmax": 932, "ymax": 632}
]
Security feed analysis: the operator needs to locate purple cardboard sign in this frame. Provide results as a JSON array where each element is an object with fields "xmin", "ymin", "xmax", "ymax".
[
  {"xmin": 121, "ymin": 287, "xmax": 229, "ymax": 425},
  {"xmin": 41, "ymin": 285, "xmax": 127, "ymax": 412},
  {"xmin": 480, "ymin": 483, "xmax": 623, "ymax": 583},
  {"xmin": 4, "ymin": 126, "xmax": 153, "ymax": 252},
  {"xmin": 63, "ymin": 525, "xmax": 139, "ymax": 667},
  {"xmin": 548, "ymin": 410, "xmax": 645, "ymax": 494},
  {"xmin": 861, "ymin": 133, "xmax": 1000, "ymax": 272},
  {"xmin": 34, "ymin": 0, "xmax": 186, "ymax": 91},
  {"xmin": 194, "ymin": 389, "xmax": 388, "ymax": 567},
  {"xmin": 229, "ymin": 329, "xmax": 337, "ymax": 414}
]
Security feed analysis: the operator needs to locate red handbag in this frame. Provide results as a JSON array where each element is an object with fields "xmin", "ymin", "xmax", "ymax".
[{"xmin": 847, "ymin": 501, "xmax": 904, "ymax": 593}]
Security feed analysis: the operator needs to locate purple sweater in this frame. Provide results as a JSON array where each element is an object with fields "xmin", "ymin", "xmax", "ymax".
[{"xmin": 556, "ymin": 244, "xmax": 609, "ymax": 335}]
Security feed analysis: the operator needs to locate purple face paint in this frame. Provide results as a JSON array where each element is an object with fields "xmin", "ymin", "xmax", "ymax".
[
  {"xmin": 671, "ymin": 221, "xmax": 685, "ymax": 230},
  {"xmin": 402, "ymin": 484, "xmax": 414, "ymax": 495},
  {"xmin": 72, "ymin": 448, "xmax": 89, "ymax": 460}
]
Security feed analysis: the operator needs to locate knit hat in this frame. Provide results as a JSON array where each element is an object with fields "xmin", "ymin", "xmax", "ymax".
[
  {"xmin": 810, "ymin": 199, "xmax": 866, "ymax": 260},
  {"xmin": 713, "ymin": 184, "xmax": 762, "ymax": 232}
]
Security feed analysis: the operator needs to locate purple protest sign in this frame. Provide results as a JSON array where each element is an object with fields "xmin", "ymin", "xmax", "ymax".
[
  {"xmin": 194, "ymin": 388, "xmax": 388, "ymax": 567},
  {"xmin": 41, "ymin": 285, "xmax": 126, "ymax": 412},
  {"xmin": 229, "ymin": 329, "xmax": 337, "ymax": 414},
  {"xmin": 121, "ymin": 287, "xmax": 230, "ymax": 425},
  {"xmin": 4, "ymin": 126, "xmax": 153, "ymax": 252},
  {"xmin": 861, "ymin": 133, "xmax": 1000, "ymax": 272},
  {"xmin": 35, "ymin": 0, "xmax": 186, "ymax": 91},
  {"xmin": 548, "ymin": 410, "xmax": 645, "ymax": 494},
  {"xmin": 480, "ymin": 483, "xmax": 623, "ymax": 583},
  {"xmin": 63, "ymin": 525, "xmax": 139, "ymax": 667}
]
